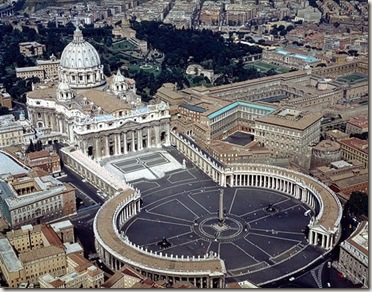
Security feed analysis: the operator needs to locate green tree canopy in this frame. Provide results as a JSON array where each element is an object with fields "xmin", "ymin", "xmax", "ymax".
[{"xmin": 345, "ymin": 191, "xmax": 368, "ymax": 217}]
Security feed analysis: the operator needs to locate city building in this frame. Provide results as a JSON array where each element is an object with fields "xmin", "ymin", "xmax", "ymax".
[
  {"xmin": 16, "ymin": 55, "xmax": 60, "ymax": 80},
  {"xmin": 39, "ymin": 253, "xmax": 104, "ymax": 288},
  {"xmin": 0, "ymin": 221, "xmax": 87, "ymax": 288},
  {"xmin": 15, "ymin": 66, "xmax": 45, "ymax": 80},
  {"xmin": 310, "ymin": 140, "xmax": 342, "ymax": 170},
  {"xmin": 50, "ymin": 220, "xmax": 75, "ymax": 243},
  {"xmin": 0, "ymin": 224, "xmax": 66, "ymax": 288},
  {"xmin": 325, "ymin": 129, "xmax": 349, "ymax": 142},
  {"xmin": 0, "ymin": 87, "xmax": 12, "ymax": 109},
  {"xmin": 0, "ymin": 115, "xmax": 24, "ymax": 148},
  {"xmin": 338, "ymin": 137, "xmax": 368, "ymax": 168},
  {"xmin": 199, "ymin": 1, "xmax": 222, "ymax": 26},
  {"xmin": 0, "ymin": 150, "xmax": 29, "ymax": 177},
  {"xmin": 19, "ymin": 42, "xmax": 45, "ymax": 57},
  {"xmin": 345, "ymin": 115, "xmax": 368, "ymax": 135},
  {"xmin": 26, "ymin": 26, "xmax": 171, "ymax": 160},
  {"xmin": 176, "ymin": 61, "xmax": 366, "ymax": 110},
  {"xmin": 24, "ymin": 150, "xmax": 61, "ymax": 175},
  {"xmin": 156, "ymin": 57, "xmax": 367, "ymax": 170},
  {"xmin": 163, "ymin": 0, "xmax": 198, "ymax": 29},
  {"xmin": 337, "ymin": 221, "xmax": 368, "ymax": 288},
  {"xmin": 254, "ymin": 108, "xmax": 322, "ymax": 161},
  {"xmin": 262, "ymin": 48, "xmax": 322, "ymax": 69},
  {"xmin": 310, "ymin": 160, "xmax": 368, "ymax": 203},
  {"xmin": 295, "ymin": 6, "xmax": 322, "ymax": 23},
  {"xmin": 185, "ymin": 64, "xmax": 215, "ymax": 82},
  {"xmin": 329, "ymin": 171, "xmax": 368, "ymax": 202},
  {"xmin": 0, "ymin": 171, "xmax": 76, "ymax": 228},
  {"xmin": 225, "ymin": 3, "xmax": 257, "ymax": 26},
  {"xmin": 102, "ymin": 265, "xmax": 164, "ymax": 288},
  {"xmin": 112, "ymin": 17, "xmax": 136, "ymax": 39},
  {"xmin": 35, "ymin": 54, "xmax": 60, "ymax": 79},
  {"xmin": 127, "ymin": 0, "xmax": 173, "ymax": 22}
]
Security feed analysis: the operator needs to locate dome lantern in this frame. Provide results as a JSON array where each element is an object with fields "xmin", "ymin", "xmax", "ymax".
[{"xmin": 73, "ymin": 26, "xmax": 84, "ymax": 43}]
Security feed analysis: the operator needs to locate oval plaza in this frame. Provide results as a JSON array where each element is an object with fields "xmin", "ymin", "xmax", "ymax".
[{"xmin": 90, "ymin": 132, "xmax": 343, "ymax": 287}]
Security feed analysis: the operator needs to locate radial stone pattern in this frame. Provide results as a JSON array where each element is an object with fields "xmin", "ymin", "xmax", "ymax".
[{"xmin": 124, "ymin": 169, "xmax": 325, "ymax": 285}]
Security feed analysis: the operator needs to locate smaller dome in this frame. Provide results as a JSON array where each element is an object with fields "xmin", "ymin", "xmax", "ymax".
[
  {"xmin": 58, "ymin": 82, "xmax": 71, "ymax": 91},
  {"xmin": 113, "ymin": 69, "xmax": 126, "ymax": 83}
]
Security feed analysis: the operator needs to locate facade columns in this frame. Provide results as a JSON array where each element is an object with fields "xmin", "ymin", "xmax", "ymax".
[
  {"xmin": 147, "ymin": 127, "xmax": 151, "ymax": 148},
  {"xmin": 104, "ymin": 135, "xmax": 109, "ymax": 156},
  {"xmin": 114, "ymin": 134, "xmax": 118, "ymax": 155},
  {"xmin": 165, "ymin": 123, "xmax": 170, "ymax": 145},
  {"xmin": 138, "ymin": 129, "xmax": 143, "ymax": 150},
  {"xmin": 82, "ymin": 140, "xmax": 88, "ymax": 156},
  {"xmin": 123, "ymin": 133, "xmax": 127, "ymax": 154},
  {"xmin": 155, "ymin": 125, "xmax": 160, "ymax": 146},
  {"xmin": 131, "ymin": 131, "xmax": 135, "ymax": 152},
  {"xmin": 117, "ymin": 133, "xmax": 122, "ymax": 154}
]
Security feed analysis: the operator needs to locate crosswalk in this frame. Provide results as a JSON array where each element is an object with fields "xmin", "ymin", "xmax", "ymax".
[{"xmin": 310, "ymin": 262, "xmax": 325, "ymax": 288}]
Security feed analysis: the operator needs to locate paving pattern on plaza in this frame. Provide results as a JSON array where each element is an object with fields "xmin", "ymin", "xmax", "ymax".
[
  {"xmin": 102, "ymin": 150, "xmax": 183, "ymax": 182},
  {"xmin": 124, "ymin": 165, "xmax": 326, "ymax": 285},
  {"xmin": 113, "ymin": 152, "xmax": 170, "ymax": 173}
]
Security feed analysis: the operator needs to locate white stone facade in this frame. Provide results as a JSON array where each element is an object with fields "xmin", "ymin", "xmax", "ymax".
[{"xmin": 26, "ymin": 26, "xmax": 171, "ymax": 160}]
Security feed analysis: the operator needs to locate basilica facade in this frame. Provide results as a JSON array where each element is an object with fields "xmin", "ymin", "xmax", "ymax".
[{"xmin": 26, "ymin": 27, "xmax": 171, "ymax": 160}]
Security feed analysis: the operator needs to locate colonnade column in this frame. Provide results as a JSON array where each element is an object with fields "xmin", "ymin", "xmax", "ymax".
[
  {"xmin": 95, "ymin": 136, "xmax": 100, "ymax": 158},
  {"xmin": 322, "ymin": 233, "xmax": 331, "ymax": 249},
  {"xmin": 308, "ymin": 230, "xmax": 313, "ymax": 244}
]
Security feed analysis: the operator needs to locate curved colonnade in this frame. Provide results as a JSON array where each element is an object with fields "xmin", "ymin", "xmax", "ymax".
[
  {"xmin": 91, "ymin": 132, "xmax": 343, "ymax": 287},
  {"xmin": 93, "ymin": 188, "xmax": 226, "ymax": 288},
  {"xmin": 171, "ymin": 132, "xmax": 343, "ymax": 250}
]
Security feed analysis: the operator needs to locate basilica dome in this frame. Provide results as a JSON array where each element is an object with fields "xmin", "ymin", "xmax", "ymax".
[
  {"xmin": 60, "ymin": 27, "xmax": 101, "ymax": 69},
  {"xmin": 58, "ymin": 26, "xmax": 106, "ymax": 89}
]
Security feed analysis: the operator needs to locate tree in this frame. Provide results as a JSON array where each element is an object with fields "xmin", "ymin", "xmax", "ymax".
[
  {"xmin": 348, "ymin": 49, "xmax": 358, "ymax": 56},
  {"xmin": 286, "ymin": 25, "xmax": 294, "ymax": 32},
  {"xmin": 35, "ymin": 140, "xmax": 43, "ymax": 151},
  {"xmin": 0, "ymin": 107, "xmax": 9, "ymax": 116},
  {"xmin": 104, "ymin": 36, "xmax": 113, "ymax": 47},
  {"xmin": 265, "ymin": 68, "xmax": 277, "ymax": 76},
  {"xmin": 345, "ymin": 192, "xmax": 368, "ymax": 217},
  {"xmin": 26, "ymin": 139, "xmax": 35, "ymax": 153}
]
